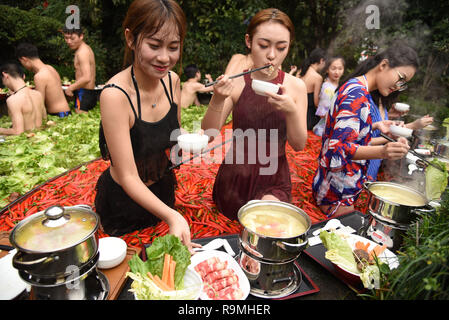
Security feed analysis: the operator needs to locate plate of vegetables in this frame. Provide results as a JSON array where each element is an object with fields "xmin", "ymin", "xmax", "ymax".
[
  {"xmin": 127, "ymin": 235, "xmax": 202, "ymax": 300},
  {"xmin": 320, "ymin": 231, "xmax": 399, "ymax": 289}
]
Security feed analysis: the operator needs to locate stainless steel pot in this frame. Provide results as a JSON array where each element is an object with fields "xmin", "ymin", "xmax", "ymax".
[
  {"xmin": 237, "ymin": 200, "xmax": 311, "ymax": 263},
  {"xmin": 9, "ymin": 204, "xmax": 107, "ymax": 300},
  {"xmin": 364, "ymin": 181, "xmax": 434, "ymax": 227},
  {"xmin": 237, "ymin": 200, "xmax": 310, "ymax": 298}
]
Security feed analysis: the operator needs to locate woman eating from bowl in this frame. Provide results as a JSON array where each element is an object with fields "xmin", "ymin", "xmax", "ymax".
[
  {"xmin": 312, "ymin": 42, "xmax": 417, "ymax": 218},
  {"xmin": 201, "ymin": 8, "xmax": 308, "ymax": 220},
  {"xmin": 94, "ymin": 0, "xmax": 198, "ymax": 252}
]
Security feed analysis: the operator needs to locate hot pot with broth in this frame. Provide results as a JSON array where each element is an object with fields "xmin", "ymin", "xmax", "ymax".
[
  {"xmin": 360, "ymin": 182, "xmax": 435, "ymax": 252},
  {"xmin": 237, "ymin": 200, "xmax": 311, "ymax": 298},
  {"xmin": 9, "ymin": 205, "xmax": 109, "ymax": 300}
]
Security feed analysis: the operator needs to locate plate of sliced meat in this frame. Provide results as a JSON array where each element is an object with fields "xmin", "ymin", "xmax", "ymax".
[{"xmin": 190, "ymin": 250, "xmax": 250, "ymax": 300}]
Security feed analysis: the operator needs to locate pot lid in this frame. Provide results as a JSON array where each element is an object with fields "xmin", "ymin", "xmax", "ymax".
[{"xmin": 10, "ymin": 205, "xmax": 99, "ymax": 252}]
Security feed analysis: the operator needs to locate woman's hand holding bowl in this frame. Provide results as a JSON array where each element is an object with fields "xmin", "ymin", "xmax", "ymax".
[{"xmin": 265, "ymin": 85, "xmax": 297, "ymax": 114}]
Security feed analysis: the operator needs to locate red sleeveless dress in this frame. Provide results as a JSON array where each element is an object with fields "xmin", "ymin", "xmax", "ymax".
[{"xmin": 212, "ymin": 70, "xmax": 292, "ymax": 220}]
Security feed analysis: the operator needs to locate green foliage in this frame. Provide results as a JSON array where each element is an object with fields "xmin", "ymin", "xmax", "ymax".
[
  {"xmin": 362, "ymin": 188, "xmax": 449, "ymax": 300},
  {"xmin": 0, "ymin": 5, "xmax": 67, "ymax": 67}
]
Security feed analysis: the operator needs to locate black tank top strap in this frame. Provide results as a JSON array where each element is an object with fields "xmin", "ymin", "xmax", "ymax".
[
  {"xmin": 102, "ymin": 83, "xmax": 139, "ymax": 120},
  {"xmin": 160, "ymin": 71, "xmax": 174, "ymax": 105}
]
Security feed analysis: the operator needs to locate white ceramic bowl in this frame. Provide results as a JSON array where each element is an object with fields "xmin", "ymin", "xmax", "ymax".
[
  {"xmin": 177, "ymin": 133, "xmax": 209, "ymax": 153},
  {"xmin": 394, "ymin": 102, "xmax": 410, "ymax": 112},
  {"xmin": 389, "ymin": 125, "xmax": 413, "ymax": 138},
  {"xmin": 98, "ymin": 237, "xmax": 127, "ymax": 269},
  {"xmin": 251, "ymin": 79, "xmax": 280, "ymax": 97}
]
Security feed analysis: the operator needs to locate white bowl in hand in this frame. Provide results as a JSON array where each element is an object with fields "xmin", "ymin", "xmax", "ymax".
[
  {"xmin": 177, "ymin": 133, "xmax": 209, "ymax": 153},
  {"xmin": 394, "ymin": 103, "xmax": 410, "ymax": 112},
  {"xmin": 251, "ymin": 79, "xmax": 280, "ymax": 97},
  {"xmin": 389, "ymin": 125, "xmax": 413, "ymax": 138},
  {"xmin": 98, "ymin": 237, "xmax": 127, "ymax": 269}
]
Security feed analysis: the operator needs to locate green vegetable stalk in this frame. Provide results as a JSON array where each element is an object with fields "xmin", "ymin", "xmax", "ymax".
[{"xmin": 128, "ymin": 234, "xmax": 191, "ymax": 290}]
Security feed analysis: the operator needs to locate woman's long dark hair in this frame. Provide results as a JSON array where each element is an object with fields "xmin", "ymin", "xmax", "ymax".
[
  {"xmin": 299, "ymin": 48, "xmax": 326, "ymax": 77},
  {"xmin": 337, "ymin": 42, "xmax": 419, "ymax": 93}
]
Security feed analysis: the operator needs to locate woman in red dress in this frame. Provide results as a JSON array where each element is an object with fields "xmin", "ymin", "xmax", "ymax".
[{"xmin": 201, "ymin": 8, "xmax": 308, "ymax": 220}]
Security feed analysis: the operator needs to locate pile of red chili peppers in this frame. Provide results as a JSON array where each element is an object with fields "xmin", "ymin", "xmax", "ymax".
[{"xmin": 0, "ymin": 124, "xmax": 369, "ymax": 248}]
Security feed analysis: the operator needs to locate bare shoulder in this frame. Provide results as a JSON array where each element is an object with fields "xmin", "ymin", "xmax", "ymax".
[
  {"xmin": 34, "ymin": 67, "xmax": 52, "ymax": 83},
  {"xmin": 100, "ymin": 71, "xmax": 131, "ymax": 110},
  {"xmin": 6, "ymin": 94, "xmax": 20, "ymax": 108},
  {"xmin": 285, "ymin": 73, "xmax": 306, "ymax": 91}
]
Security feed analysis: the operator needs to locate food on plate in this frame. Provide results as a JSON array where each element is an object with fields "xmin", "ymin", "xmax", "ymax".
[
  {"xmin": 320, "ymin": 231, "xmax": 392, "ymax": 289},
  {"xmin": 369, "ymin": 184, "xmax": 427, "ymax": 206},
  {"xmin": 240, "ymin": 207, "xmax": 307, "ymax": 238},
  {"xmin": 194, "ymin": 257, "xmax": 244, "ymax": 300},
  {"xmin": 127, "ymin": 234, "xmax": 200, "ymax": 300}
]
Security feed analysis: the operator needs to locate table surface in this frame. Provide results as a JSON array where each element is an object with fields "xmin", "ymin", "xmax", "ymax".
[{"xmin": 118, "ymin": 212, "xmax": 366, "ymax": 300}]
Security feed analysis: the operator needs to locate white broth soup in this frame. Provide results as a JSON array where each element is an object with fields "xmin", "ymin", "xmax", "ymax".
[
  {"xmin": 370, "ymin": 185, "xmax": 426, "ymax": 206},
  {"xmin": 241, "ymin": 208, "xmax": 307, "ymax": 238}
]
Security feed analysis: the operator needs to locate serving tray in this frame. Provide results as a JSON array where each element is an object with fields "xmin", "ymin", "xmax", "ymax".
[{"xmin": 303, "ymin": 211, "xmax": 367, "ymax": 290}]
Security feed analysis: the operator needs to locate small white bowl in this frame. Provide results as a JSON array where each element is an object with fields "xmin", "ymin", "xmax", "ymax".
[
  {"xmin": 177, "ymin": 133, "xmax": 209, "ymax": 153},
  {"xmin": 98, "ymin": 237, "xmax": 127, "ymax": 269},
  {"xmin": 251, "ymin": 79, "xmax": 280, "ymax": 97},
  {"xmin": 389, "ymin": 125, "xmax": 413, "ymax": 138},
  {"xmin": 394, "ymin": 103, "xmax": 410, "ymax": 112}
]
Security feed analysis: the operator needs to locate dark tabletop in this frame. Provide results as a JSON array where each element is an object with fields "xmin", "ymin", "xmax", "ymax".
[{"xmin": 118, "ymin": 211, "xmax": 367, "ymax": 300}]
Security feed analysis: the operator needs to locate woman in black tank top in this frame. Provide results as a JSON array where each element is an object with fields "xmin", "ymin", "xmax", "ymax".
[{"xmin": 94, "ymin": 0, "xmax": 198, "ymax": 252}]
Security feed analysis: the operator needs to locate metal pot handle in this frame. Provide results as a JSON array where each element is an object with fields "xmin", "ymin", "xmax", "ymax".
[
  {"xmin": 363, "ymin": 181, "xmax": 372, "ymax": 190},
  {"xmin": 12, "ymin": 251, "xmax": 51, "ymax": 270},
  {"xmin": 277, "ymin": 240, "xmax": 309, "ymax": 253},
  {"xmin": 412, "ymin": 204, "xmax": 435, "ymax": 216},
  {"xmin": 71, "ymin": 204, "xmax": 93, "ymax": 210}
]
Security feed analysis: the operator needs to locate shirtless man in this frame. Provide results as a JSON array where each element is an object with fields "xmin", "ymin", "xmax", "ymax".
[
  {"xmin": 0, "ymin": 63, "xmax": 46, "ymax": 135},
  {"xmin": 16, "ymin": 43, "xmax": 71, "ymax": 118},
  {"xmin": 180, "ymin": 64, "xmax": 213, "ymax": 108},
  {"xmin": 62, "ymin": 27, "xmax": 97, "ymax": 113}
]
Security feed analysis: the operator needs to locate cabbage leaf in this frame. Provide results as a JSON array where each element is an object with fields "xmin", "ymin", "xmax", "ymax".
[{"xmin": 319, "ymin": 230, "xmax": 359, "ymax": 274}]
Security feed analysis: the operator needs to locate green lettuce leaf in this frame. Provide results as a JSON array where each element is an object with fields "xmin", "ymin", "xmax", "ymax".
[
  {"xmin": 425, "ymin": 159, "xmax": 448, "ymax": 200},
  {"xmin": 128, "ymin": 234, "xmax": 191, "ymax": 289},
  {"xmin": 319, "ymin": 230, "xmax": 359, "ymax": 274}
]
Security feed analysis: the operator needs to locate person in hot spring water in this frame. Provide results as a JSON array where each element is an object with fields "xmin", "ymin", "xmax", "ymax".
[
  {"xmin": 201, "ymin": 8, "xmax": 308, "ymax": 220},
  {"xmin": 312, "ymin": 42, "xmax": 418, "ymax": 218}
]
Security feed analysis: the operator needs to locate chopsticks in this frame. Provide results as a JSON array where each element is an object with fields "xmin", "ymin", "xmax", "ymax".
[
  {"xmin": 380, "ymin": 133, "xmax": 445, "ymax": 172},
  {"xmin": 204, "ymin": 64, "xmax": 272, "ymax": 87}
]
